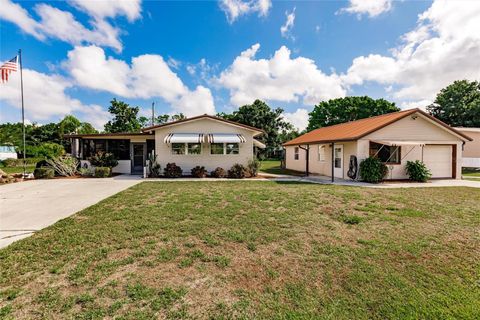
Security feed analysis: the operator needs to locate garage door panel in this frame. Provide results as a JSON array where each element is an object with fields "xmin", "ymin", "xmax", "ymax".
[{"xmin": 423, "ymin": 145, "xmax": 452, "ymax": 178}]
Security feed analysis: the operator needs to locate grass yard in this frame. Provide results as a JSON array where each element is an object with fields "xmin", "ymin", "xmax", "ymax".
[
  {"xmin": 259, "ymin": 160, "xmax": 303, "ymax": 176},
  {"xmin": 462, "ymin": 167, "xmax": 480, "ymax": 178},
  {"xmin": 1, "ymin": 182, "xmax": 479, "ymax": 319}
]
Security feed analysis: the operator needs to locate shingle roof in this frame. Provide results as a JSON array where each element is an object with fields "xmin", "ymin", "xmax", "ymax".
[
  {"xmin": 141, "ymin": 114, "xmax": 264, "ymax": 135},
  {"xmin": 283, "ymin": 108, "xmax": 472, "ymax": 146}
]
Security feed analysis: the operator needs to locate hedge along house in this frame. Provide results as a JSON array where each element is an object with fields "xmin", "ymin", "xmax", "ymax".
[
  {"xmin": 67, "ymin": 115, "xmax": 265, "ymax": 175},
  {"xmin": 283, "ymin": 109, "xmax": 472, "ymax": 181}
]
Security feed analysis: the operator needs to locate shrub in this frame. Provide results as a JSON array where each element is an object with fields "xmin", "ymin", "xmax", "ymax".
[
  {"xmin": 94, "ymin": 167, "xmax": 111, "ymax": 178},
  {"xmin": 228, "ymin": 163, "xmax": 247, "ymax": 179},
  {"xmin": 79, "ymin": 167, "xmax": 94, "ymax": 177},
  {"xmin": 191, "ymin": 166, "xmax": 207, "ymax": 178},
  {"xmin": 89, "ymin": 152, "xmax": 118, "ymax": 168},
  {"xmin": 3, "ymin": 158, "xmax": 41, "ymax": 167},
  {"xmin": 247, "ymin": 158, "xmax": 260, "ymax": 177},
  {"xmin": 359, "ymin": 157, "xmax": 388, "ymax": 183},
  {"xmin": 210, "ymin": 167, "xmax": 227, "ymax": 178},
  {"xmin": 46, "ymin": 155, "xmax": 78, "ymax": 177},
  {"xmin": 35, "ymin": 159, "xmax": 49, "ymax": 168},
  {"xmin": 25, "ymin": 143, "xmax": 64, "ymax": 159},
  {"xmin": 34, "ymin": 167, "xmax": 54, "ymax": 179},
  {"xmin": 164, "ymin": 163, "xmax": 182, "ymax": 178},
  {"xmin": 405, "ymin": 160, "xmax": 431, "ymax": 182},
  {"xmin": 147, "ymin": 153, "xmax": 161, "ymax": 178}
]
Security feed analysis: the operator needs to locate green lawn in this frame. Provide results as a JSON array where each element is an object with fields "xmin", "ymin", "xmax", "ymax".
[
  {"xmin": 462, "ymin": 167, "xmax": 480, "ymax": 177},
  {"xmin": 0, "ymin": 166, "xmax": 35, "ymax": 174},
  {"xmin": 1, "ymin": 182, "xmax": 479, "ymax": 319},
  {"xmin": 260, "ymin": 160, "xmax": 304, "ymax": 176}
]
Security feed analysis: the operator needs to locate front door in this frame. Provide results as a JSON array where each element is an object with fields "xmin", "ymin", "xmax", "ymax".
[
  {"xmin": 334, "ymin": 145, "xmax": 343, "ymax": 178},
  {"xmin": 131, "ymin": 143, "xmax": 146, "ymax": 174}
]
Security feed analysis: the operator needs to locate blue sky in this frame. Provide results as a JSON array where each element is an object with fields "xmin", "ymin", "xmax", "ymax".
[{"xmin": 1, "ymin": 0, "xmax": 479, "ymax": 130}]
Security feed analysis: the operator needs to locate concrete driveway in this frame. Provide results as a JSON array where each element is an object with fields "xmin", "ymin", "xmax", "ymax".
[{"xmin": 0, "ymin": 176, "xmax": 141, "ymax": 248}]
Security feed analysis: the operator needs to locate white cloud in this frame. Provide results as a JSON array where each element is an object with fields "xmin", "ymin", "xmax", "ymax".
[
  {"xmin": 64, "ymin": 46, "xmax": 216, "ymax": 116},
  {"xmin": 340, "ymin": 0, "xmax": 392, "ymax": 18},
  {"xmin": 219, "ymin": 0, "xmax": 271, "ymax": 23},
  {"xmin": 0, "ymin": 69, "xmax": 108, "ymax": 129},
  {"xmin": 280, "ymin": 7, "xmax": 295, "ymax": 40},
  {"xmin": 69, "ymin": 0, "xmax": 142, "ymax": 22},
  {"xmin": 342, "ymin": 0, "xmax": 480, "ymax": 103},
  {"xmin": 0, "ymin": 0, "xmax": 44, "ymax": 39},
  {"xmin": 0, "ymin": 0, "xmax": 129, "ymax": 51},
  {"xmin": 283, "ymin": 108, "xmax": 309, "ymax": 131},
  {"xmin": 216, "ymin": 43, "xmax": 346, "ymax": 107},
  {"xmin": 35, "ymin": 4, "xmax": 122, "ymax": 52}
]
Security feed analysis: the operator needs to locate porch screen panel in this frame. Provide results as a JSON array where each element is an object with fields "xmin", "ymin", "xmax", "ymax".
[{"xmin": 107, "ymin": 139, "xmax": 130, "ymax": 160}]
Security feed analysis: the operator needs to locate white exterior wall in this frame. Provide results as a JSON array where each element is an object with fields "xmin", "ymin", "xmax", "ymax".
[
  {"xmin": 80, "ymin": 159, "xmax": 132, "ymax": 174},
  {"xmin": 285, "ymin": 141, "xmax": 357, "ymax": 179},
  {"xmin": 456, "ymin": 129, "xmax": 480, "ymax": 168},
  {"xmin": 153, "ymin": 118, "xmax": 257, "ymax": 173},
  {"xmin": 362, "ymin": 114, "xmax": 464, "ymax": 179}
]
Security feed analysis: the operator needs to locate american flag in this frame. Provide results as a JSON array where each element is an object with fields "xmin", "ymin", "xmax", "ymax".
[{"xmin": 1, "ymin": 56, "xmax": 18, "ymax": 83}]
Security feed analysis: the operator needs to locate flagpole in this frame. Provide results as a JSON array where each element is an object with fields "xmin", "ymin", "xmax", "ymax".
[{"xmin": 19, "ymin": 49, "xmax": 26, "ymax": 177}]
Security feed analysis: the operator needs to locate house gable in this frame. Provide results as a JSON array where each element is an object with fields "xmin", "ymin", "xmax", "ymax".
[{"xmin": 364, "ymin": 112, "xmax": 465, "ymax": 142}]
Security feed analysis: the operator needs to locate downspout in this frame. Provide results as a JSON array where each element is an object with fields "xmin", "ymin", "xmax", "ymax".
[
  {"xmin": 331, "ymin": 142, "xmax": 335, "ymax": 182},
  {"xmin": 298, "ymin": 145, "xmax": 309, "ymax": 176}
]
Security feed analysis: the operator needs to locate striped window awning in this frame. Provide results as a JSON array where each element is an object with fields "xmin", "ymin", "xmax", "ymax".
[
  {"xmin": 164, "ymin": 133, "xmax": 204, "ymax": 143},
  {"xmin": 207, "ymin": 133, "xmax": 246, "ymax": 143}
]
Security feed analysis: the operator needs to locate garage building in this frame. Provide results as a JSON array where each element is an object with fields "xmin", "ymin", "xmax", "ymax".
[{"xmin": 283, "ymin": 108, "xmax": 472, "ymax": 180}]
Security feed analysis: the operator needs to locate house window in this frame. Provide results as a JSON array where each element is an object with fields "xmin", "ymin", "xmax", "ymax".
[
  {"xmin": 187, "ymin": 143, "xmax": 201, "ymax": 155},
  {"xmin": 210, "ymin": 143, "xmax": 240, "ymax": 155},
  {"xmin": 172, "ymin": 143, "xmax": 185, "ymax": 155},
  {"xmin": 211, "ymin": 143, "xmax": 224, "ymax": 155},
  {"xmin": 294, "ymin": 147, "xmax": 299, "ymax": 160},
  {"xmin": 318, "ymin": 145, "xmax": 326, "ymax": 162},
  {"xmin": 369, "ymin": 142, "xmax": 401, "ymax": 164},
  {"xmin": 172, "ymin": 143, "xmax": 202, "ymax": 155},
  {"xmin": 108, "ymin": 139, "xmax": 130, "ymax": 160},
  {"xmin": 226, "ymin": 143, "xmax": 239, "ymax": 154}
]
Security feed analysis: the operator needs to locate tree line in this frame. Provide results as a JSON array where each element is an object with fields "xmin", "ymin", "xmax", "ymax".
[{"xmin": 1, "ymin": 79, "xmax": 478, "ymax": 158}]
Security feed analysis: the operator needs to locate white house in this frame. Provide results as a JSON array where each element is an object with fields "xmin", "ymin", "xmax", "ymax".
[
  {"xmin": 67, "ymin": 115, "xmax": 264, "ymax": 175},
  {"xmin": 454, "ymin": 127, "xmax": 480, "ymax": 168},
  {"xmin": 283, "ymin": 109, "xmax": 472, "ymax": 180}
]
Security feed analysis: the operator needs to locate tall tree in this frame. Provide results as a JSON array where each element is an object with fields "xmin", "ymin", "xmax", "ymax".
[
  {"xmin": 104, "ymin": 98, "xmax": 141, "ymax": 133},
  {"xmin": 139, "ymin": 113, "xmax": 186, "ymax": 128},
  {"xmin": 307, "ymin": 96, "xmax": 399, "ymax": 131},
  {"xmin": 218, "ymin": 100, "xmax": 293, "ymax": 156},
  {"xmin": 427, "ymin": 80, "xmax": 480, "ymax": 127}
]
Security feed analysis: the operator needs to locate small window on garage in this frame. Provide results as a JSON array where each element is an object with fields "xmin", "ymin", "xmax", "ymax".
[
  {"xmin": 369, "ymin": 142, "xmax": 401, "ymax": 164},
  {"xmin": 294, "ymin": 147, "xmax": 299, "ymax": 160},
  {"xmin": 318, "ymin": 145, "xmax": 326, "ymax": 162}
]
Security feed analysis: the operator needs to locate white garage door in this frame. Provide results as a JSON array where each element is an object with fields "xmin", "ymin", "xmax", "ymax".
[{"xmin": 423, "ymin": 145, "xmax": 452, "ymax": 178}]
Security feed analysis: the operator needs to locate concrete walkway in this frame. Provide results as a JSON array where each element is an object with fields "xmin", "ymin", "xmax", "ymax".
[
  {"xmin": 269, "ymin": 175, "xmax": 480, "ymax": 188},
  {"xmin": 0, "ymin": 175, "xmax": 141, "ymax": 248}
]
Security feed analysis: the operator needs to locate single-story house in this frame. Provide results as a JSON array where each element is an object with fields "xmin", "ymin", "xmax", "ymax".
[
  {"xmin": 283, "ymin": 108, "xmax": 472, "ymax": 180},
  {"xmin": 454, "ymin": 127, "xmax": 480, "ymax": 168},
  {"xmin": 67, "ymin": 115, "xmax": 264, "ymax": 175}
]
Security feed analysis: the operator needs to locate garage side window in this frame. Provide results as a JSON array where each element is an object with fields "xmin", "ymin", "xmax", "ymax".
[
  {"xmin": 294, "ymin": 147, "xmax": 299, "ymax": 160},
  {"xmin": 318, "ymin": 145, "xmax": 326, "ymax": 162},
  {"xmin": 369, "ymin": 142, "xmax": 401, "ymax": 164}
]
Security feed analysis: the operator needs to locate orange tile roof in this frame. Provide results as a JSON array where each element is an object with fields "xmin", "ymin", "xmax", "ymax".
[{"xmin": 283, "ymin": 108, "xmax": 471, "ymax": 146}]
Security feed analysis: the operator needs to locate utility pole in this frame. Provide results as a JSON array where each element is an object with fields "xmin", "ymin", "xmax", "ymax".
[{"xmin": 151, "ymin": 101, "xmax": 155, "ymax": 126}]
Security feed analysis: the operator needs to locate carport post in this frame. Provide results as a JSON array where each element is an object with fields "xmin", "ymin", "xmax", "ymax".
[{"xmin": 331, "ymin": 142, "xmax": 335, "ymax": 182}]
